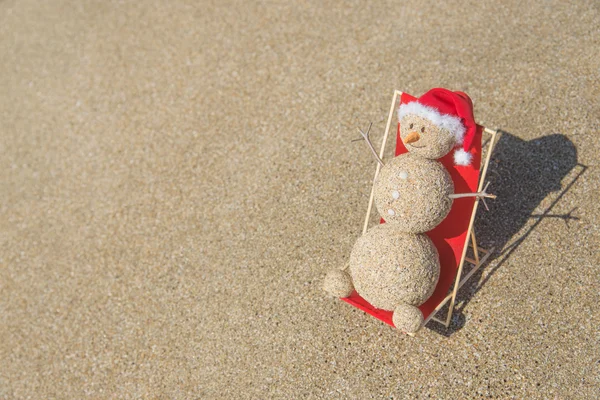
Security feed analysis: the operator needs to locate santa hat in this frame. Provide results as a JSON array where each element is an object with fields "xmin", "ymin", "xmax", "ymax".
[{"xmin": 398, "ymin": 88, "xmax": 476, "ymax": 166}]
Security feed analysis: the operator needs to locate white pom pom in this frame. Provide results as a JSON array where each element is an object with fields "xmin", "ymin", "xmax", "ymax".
[{"xmin": 454, "ymin": 148, "xmax": 472, "ymax": 166}]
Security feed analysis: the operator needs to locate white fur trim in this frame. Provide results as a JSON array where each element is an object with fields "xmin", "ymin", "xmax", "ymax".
[
  {"xmin": 398, "ymin": 101, "xmax": 466, "ymax": 144},
  {"xmin": 453, "ymin": 148, "xmax": 472, "ymax": 166}
]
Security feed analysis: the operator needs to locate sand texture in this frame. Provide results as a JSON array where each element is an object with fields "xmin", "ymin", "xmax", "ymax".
[
  {"xmin": 1, "ymin": 0, "xmax": 599, "ymax": 398},
  {"xmin": 374, "ymin": 154, "xmax": 454, "ymax": 233},
  {"xmin": 349, "ymin": 224, "xmax": 440, "ymax": 310}
]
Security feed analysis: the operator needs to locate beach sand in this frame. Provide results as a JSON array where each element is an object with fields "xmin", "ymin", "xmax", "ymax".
[{"xmin": 1, "ymin": 0, "xmax": 599, "ymax": 398}]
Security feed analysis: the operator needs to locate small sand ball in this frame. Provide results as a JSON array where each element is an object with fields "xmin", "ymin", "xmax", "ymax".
[
  {"xmin": 323, "ymin": 269, "xmax": 354, "ymax": 298},
  {"xmin": 399, "ymin": 114, "xmax": 457, "ymax": 160},
  {"xmin": 392, "ymin": 304, "xmax": 424, "ymax": 334},
  {"xmin": 374, "ymin": 153, "xmax": 453, "ymax": 233},
  {"xmin": 349, "ymin": 224, "xmax": 440, "ymax": 310}
]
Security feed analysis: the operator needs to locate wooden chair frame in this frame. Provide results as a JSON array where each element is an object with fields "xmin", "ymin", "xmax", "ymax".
[{"xmin": 361, "ymin": 90, "xmax": 499, "ymax": 329}]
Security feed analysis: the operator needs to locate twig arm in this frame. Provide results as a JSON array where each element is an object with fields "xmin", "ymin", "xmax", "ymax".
[
  {"xmin": 356, "ymin": 123, "xmax": 385, "ymax": 167},
  {"xmin": 450, "ymin": 181, "xmax": 495, "ymax": 199},
  {"xmin": 449, "ymin": 192, "xmax": 497, "ymax": 199},
  {"xmin": 449, "ymin": 181, "xmax": 495, "ymax": 210}
]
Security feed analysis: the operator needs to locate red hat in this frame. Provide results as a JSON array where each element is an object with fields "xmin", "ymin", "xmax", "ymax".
[{"xmin": 398, "ymin": 88, "xmax": 476, "ymax": 165}]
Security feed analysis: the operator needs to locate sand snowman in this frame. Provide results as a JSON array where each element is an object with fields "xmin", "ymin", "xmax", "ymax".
[{"xmin": 324, "ymin": 89, "xmax": 491, "ymax": 334}]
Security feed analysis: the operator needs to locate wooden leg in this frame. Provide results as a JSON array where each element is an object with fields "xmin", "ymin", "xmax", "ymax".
[
  {"xmin": 435, "ymin": 130, "xmax": 499, "ymax": 328},
  {"xmin": 471, "ymin": 230, "xmax": 480, "ymax": 265},
  {"xmin": 362, "ymin": 90, "xmax": 402, "ymax": 235},
  {"xmin": 426, "ymin": 245, "xmax": 494, "ymax": 327}
]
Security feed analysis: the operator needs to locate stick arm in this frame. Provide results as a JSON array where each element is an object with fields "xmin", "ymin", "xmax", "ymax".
[
  {"xmin": 449, "ymin": 181, "xmax": 496, "ymax": 210},
  {"xmin": 356, "ymin": 123, "xmax": 385, "ymax": 167},
  {"xmin": 449, "ymin": 192, "xmax": 496, "ymax": 200}
]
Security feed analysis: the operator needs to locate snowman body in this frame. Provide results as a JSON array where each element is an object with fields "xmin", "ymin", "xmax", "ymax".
[
  {"xmin": 348, "ymin": 153, "xmax": 453, "ymax": 313},
  {"xmin": 373, "ymin": 153, "xmax": 454, "ymax": 234},
  {"xmin": 349, "ymin": 223, "xmax": 439, "ymax": 310}
]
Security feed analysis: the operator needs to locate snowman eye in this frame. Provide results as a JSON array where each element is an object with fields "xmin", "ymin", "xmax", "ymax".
[
  {"xmin": 421, "ymin": 127, "xmax": 425, "ymax": 133},
  {"xmin": 409, "ymin": 123, "xmax": 414, "ymax": 129}
]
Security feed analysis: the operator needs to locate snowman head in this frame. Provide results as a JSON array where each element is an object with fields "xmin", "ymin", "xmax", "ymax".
[
  {"xmin": 398, "ymin": 110, "xmax": 462, "ymax": 160},
  {"xmin": 397, "ymin": 89, "xmax": 477, "ymax": 166}
]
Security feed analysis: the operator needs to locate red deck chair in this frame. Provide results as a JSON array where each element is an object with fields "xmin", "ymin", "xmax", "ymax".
[{"xmin": 341, "ymin": 91, "xmax": 498, "ymax": 334}]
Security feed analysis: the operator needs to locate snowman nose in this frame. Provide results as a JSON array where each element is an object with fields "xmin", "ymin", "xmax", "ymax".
[{"xmin": 404, "ymin": 131, "xmax": 420, "ymax": 144}]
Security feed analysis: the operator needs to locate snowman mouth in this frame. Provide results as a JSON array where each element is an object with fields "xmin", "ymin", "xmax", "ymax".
[{"xmin": 409, "ymin": 143, "xmax": 426, "ymax": 148}]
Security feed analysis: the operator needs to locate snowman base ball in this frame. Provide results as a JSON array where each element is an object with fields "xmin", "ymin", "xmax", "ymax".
[
  {"xmin": 323, "ymin": 269, "xmax": 354, "ymax": 298},
  {"xmin": 349, "ymin": 224, "xmax": 440, "ymax": 333}
]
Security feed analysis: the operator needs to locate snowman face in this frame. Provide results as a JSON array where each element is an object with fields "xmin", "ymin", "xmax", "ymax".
[{"xmin": 399, "ymin": 114, "xmax": 456, "ymax": 160}]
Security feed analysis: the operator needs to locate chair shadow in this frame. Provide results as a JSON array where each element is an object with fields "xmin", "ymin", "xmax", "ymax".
[{"xmin": 427, "ymin": 131, "xmax": 586, "ymax": 336}]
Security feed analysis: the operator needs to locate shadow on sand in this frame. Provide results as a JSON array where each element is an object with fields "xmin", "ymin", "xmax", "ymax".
[{"xmin": 428, "ymin": 131, "xmax": 586, "ymax": 336}]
